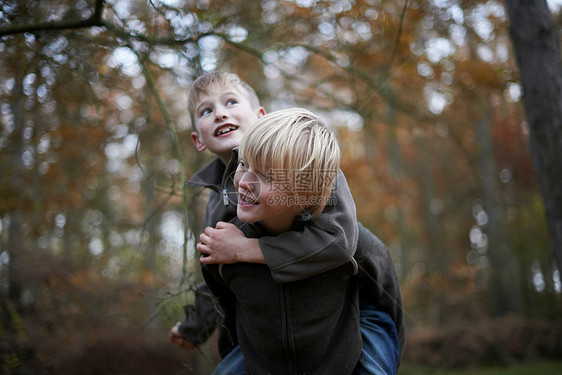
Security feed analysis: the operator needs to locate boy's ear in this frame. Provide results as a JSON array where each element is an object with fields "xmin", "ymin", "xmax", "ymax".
[{"xmin": 191, "ymin": 132, "xmax": 207, "ymax": 152}]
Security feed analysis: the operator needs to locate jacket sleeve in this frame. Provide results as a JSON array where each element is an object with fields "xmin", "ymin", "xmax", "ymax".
[
  {"xmin": 177, "ymin": 282, "xmax": 219, "ymax": 345},
  {"xmin": 354, "ymin": 223, "xmax": 405, "ymax": 365},
  {"xmin": 178, "ymin": 274, "xmax": 239, "ymax": 358},
  {"xmin": 258, "ymin": 170, "xmax": 359, "ymax": 283}
]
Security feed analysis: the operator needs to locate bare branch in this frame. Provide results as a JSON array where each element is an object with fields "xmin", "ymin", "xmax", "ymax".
[
  {"xmin": 135, "ymin": 51, "xmax": 191, "ymax": 277},
  {"xmin": 0, "ymin": 0, "xmax": 105, "ymax": 37},
  {"xmin": 386, "ymin": 0, "xmax": 410, "ymax": 71}
]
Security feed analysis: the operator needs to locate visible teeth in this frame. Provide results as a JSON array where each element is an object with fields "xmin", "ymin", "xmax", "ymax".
[
  {"xmin": 241, "ymin": 194, "xmax": 257, "ymax": 204},
  {"xmin": 217, "ymin": 126, "xmax": 236, "ymax": 136}
]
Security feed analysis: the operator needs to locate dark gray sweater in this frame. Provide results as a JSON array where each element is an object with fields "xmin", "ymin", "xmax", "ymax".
[
  {"xmin": 203, "ymin": 219, "xmax": 362, "ymax": 375},
  {"xmin": 181, "ymin": 151, "xmax": 405, "ymax": 371}
]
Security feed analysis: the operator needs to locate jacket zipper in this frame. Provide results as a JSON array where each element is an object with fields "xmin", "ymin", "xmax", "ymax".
[
  {"xmin": 280, "ymin": 284, "xmax": 297, "ymax": 373},
  {"xmin": 222, "ymin": 189, "xmax": 229, "ymax": 206}
]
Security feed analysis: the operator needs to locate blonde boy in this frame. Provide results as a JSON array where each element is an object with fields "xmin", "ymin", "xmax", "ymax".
[
  {"xmin": 205, "ymin": 108, "xmax": 362, "ymax": 374},
  {"xmin": 235, "ymin": 108, "xmax": 341, "ymax": 231}
]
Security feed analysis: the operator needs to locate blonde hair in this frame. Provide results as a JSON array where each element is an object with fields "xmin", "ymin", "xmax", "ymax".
[
  {"xmin": 239, "ymin": 108, "xmax": 340, "ymax": 218},
  {"xmin": 187, "ymin": 71, "xmax": 261, "ymax": 131}
]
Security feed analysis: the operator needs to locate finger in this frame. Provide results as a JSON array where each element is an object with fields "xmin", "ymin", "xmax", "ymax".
[
  {"xmin": 222, "ymin": 221, "xmax": 237, "ymax": 230},
  {"xmin": 204, "ymin": 226, "xmax": 215, "ymax": 236},
  {"xmin": 215, "ymin": 221, "xmax": 229, "ymax": 229},
  {"xmin": 200, "ymin": 232, "xmax": 210, "ymax": 245},
  {"xmin": 197, "ymin": 242, "xmax": 210, "ymax": 255}
]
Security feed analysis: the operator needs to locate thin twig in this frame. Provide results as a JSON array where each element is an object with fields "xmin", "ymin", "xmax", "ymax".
[{"xmin": 386, "ymin": 0, "xmax": 410, "ymax": 72}]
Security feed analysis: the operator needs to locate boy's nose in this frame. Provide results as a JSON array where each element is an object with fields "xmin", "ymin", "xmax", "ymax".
[
  {"xmin": 239, "ymin": 171, "xmax": 258, "ymax": 189},
  {"xmin": 215, "ymin": 113, "xmax": 227, "ymax": 121},
  {"xmin": 238, "ymin": 173, "xmax": 252, "ymax": 189},
  {"xmin": 214, "ymin": 106, "xmax": 229, "ymax": 121}
]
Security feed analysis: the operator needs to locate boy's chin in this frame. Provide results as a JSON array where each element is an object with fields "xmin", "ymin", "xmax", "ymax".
[
  {"xmin": 236, "ymin": 210, "xmax": 256, "ymax": 224},
  {"xmin": 210, "ymin": 142, "xmax": 241, "ymax": 160},
  {"xmin": 215, "ymin": 133, "xmax": 241, "ymax": 146}
]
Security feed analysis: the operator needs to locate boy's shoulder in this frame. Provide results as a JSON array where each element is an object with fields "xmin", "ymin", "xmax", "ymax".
[
  {"xmin": 188, "ymin": 157, "xmax": 226, "ymax": 188},
  {"xmin": 188, "ymin": 148, "xmax": 239, "ymax": 188}
]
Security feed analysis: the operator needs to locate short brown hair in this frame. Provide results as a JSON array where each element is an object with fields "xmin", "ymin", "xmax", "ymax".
[{"xmin": 187, "ymin": 71, "xmax": 261, "ymax": 132}]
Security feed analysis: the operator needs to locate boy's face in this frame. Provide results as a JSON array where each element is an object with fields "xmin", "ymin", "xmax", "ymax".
[
  {"xmin": 234, "ymin": 161, "xmax": 300, "ymax": 234},
  {"xmin": 191, "ymin": 84, "xmax": 265, "ymax": 163}
]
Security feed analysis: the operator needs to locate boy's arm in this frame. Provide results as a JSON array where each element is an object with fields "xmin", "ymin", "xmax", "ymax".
[
  {"xmin": 199, "ymin": 222, "xmax": 265, "ymax": 264},
  {"xmin": 174, "ymin": 269, "xmax": 239, "ymax": 356},
  {"xmin": 259, "ymin": 170, "xmax": 358, "ymax": 283},
  {"xmin": 199, "ymin": 170, "xmax": 358, "ymax": 282},
  {"xmin": 174, "ymin": 282, "xmax": 219, "ymax": 346}
]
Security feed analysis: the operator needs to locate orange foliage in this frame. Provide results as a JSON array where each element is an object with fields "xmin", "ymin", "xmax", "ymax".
[{"xmin": 1, "ymin": 1, "xmax": 558, "ymax": 372}]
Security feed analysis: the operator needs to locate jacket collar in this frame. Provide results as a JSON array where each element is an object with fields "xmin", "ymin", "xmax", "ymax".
[{"xmin": 187, "ymin": 148, "xmax": 240, "ymax": 193}]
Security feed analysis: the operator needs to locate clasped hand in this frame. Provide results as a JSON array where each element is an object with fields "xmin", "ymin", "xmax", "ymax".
[{"xmin": 198, "ymin": 221, "xmax": 265, "ymax": 264}]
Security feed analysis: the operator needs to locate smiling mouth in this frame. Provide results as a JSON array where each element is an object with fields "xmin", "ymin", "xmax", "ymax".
[
  {"xmin": 215, "ymin": 125, "xmax": 238, "ymax": 136},
  {"xmin": 239, "ymin": 193, "xmax": 258, "ymax": 205}
]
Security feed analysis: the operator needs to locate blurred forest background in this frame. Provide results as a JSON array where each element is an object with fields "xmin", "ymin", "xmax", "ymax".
[{"xmin": 1, "ymin": 0, "xmax": 562, "ymax": 374}]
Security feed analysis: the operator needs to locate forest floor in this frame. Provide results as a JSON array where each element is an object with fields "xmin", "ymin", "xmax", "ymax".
[
  {"xmin": 3, "ymin": 312, "xmax": 562, "ymax": 375},
  {"xmin": 399, "ymin": 360, "xmax": 562, "ymax": 374}
]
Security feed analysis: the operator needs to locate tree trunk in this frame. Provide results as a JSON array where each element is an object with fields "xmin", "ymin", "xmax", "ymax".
[
  {"xmin": 7, "ymin": 38, "xmax": 25, "ymax": 305},
  {"xmin": 504, "ymin": 0, "xmax": 562, "ymax": 273},
  {"xmin": 475, "ymin": 101, "xmax": 521, "ymax": 314},
  {"xmin": 416, "ymin": 133, "xmax": 446, "ymax": 324}
]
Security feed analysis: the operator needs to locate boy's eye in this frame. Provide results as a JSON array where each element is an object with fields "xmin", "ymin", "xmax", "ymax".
[
  {"xmin": 226, "ymin": 99, "xmax": 237, "ymax": 106},
  {"xmin": 200, "ymin": 108, "xmax": 212, "ymax": 116}
]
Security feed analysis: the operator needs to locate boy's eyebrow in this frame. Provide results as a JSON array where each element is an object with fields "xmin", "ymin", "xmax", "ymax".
[
  {"xmin": 195, "ymin": 91, "xmax": 241, "ymax": 113},
  {"xmin": 221, "ymin": 91, "xmax": 242, "ymax": 99},
  {"xmin": 195, "ymin": 99, "xmax": 209, "ymax": 114}
]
